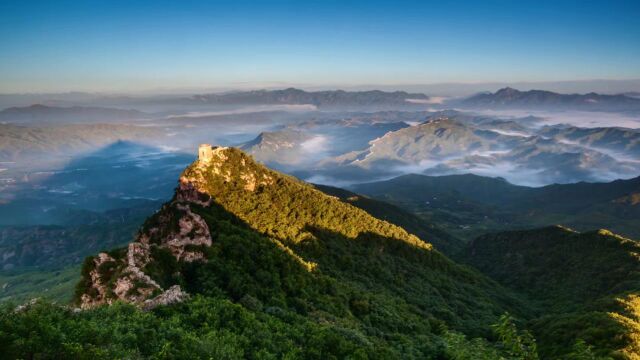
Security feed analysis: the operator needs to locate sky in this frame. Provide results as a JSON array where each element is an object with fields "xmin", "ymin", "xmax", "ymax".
[{"xmin": 1, "ymin": 0, "xmax": 639, "ymax": 93}]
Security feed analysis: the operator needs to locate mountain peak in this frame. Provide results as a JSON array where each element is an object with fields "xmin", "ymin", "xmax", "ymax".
[
  {"xmin": 190, "ymin": 145, "xmax": 275, "ymax": 192},
  {"xmin": 494, "ymin": 87, "xmax": 521, "ymax": 96},
  {"xmin": 421, "ymin": 115, "xmax": 461, "ymax": 126},
  {"xmin": 462, "ymin": 87, "xmax": 640, "ymax": 110},
  {"xmin": 77, "ymin": 145, "xmax": 446, "ymax": 310}
]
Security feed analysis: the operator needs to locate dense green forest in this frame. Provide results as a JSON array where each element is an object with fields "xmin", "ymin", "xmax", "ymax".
[
  {"xmin": 0, "ymin": 148, "xmax": 635, "ymax": 358},
  {"xmin": 351, "ymin": 173, "xmax": 640, "ymax": 240},
  {"xmin": 313, "ymin": 184, "xmax": 464, "ymax": 256},
  {"xmin": 463, "ymin": 226, "xmax": 640, "ymax": 358}
]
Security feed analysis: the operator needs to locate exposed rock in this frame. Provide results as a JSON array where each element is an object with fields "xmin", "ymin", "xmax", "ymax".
[
  {"xmin": 167, "ymin": 204, "xmax": 212, "ymax": 262},
  {"xmin": 176, "ymin": 178, "xmax": 212, "ymax": 206},
  {"xmin": 78, "ymin": 170, "xmax": 214, "ymax": 309},
  {"xmin": 78, "ymin": 146, "xmax": 276, "ymax": 310},
  {"xmin": 80, "ymin": 252, "xmax": 117, "ymax": 309},
  {"xmin": 14, "ymin": 298, "xmax": 40, "ymax": 313},
  {"xmin": 142, "ymin": 285, "xmax": 189, "ymax": 311}
]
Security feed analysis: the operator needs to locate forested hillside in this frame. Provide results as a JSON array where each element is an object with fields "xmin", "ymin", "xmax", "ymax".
[{"xmin": 463, "ymin": 226, "xmax": 640, "ymax": 358}]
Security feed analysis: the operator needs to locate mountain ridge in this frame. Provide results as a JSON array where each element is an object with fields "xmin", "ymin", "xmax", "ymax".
[
  {"xmin": 176, "ymin": 88, "xmax": 431, "ymax": 109},
  {"xmin": 351, "ymin": 172, "xmax": 640, "ymax": 239},
  {"xmin": 0, "ymin": 104, "xmax": 150, "ymax": 124},
  {"xmin": 74, "ymin": 145, "xmax": 528, "ymax": 355},
  {"xmin": 460, "ymin": 87, "xmax": 640, "ymax": 110}
]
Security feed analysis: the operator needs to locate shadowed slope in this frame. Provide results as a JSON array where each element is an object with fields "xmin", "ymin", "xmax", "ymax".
[{"xmin": 462, "ymin": 226, "xmax": 640, "ymax": 358}]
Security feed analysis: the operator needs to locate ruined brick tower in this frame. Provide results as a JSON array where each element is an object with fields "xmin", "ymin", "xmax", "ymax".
[{"xmin": 198, "ymin": 144, "xmax": 214, "ymax": 162}]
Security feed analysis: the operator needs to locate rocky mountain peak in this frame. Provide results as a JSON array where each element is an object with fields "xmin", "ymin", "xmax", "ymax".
[
  {"xmin": 77, "ymin": 172, "xmax": 215, "ymax": 309},
  {"xmin": 187, "ymin": 146, "xmax": 275, "ymax": 192}
]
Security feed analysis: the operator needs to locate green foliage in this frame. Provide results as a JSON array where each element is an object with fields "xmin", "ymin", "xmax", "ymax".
[
  {"xmin": 352, "ymin": 173, "xmax": 640, "ymax": 241},
  {"xmin": 0, "ymin": 266, "xmax": 79, "ymax": 304},
  {"xmin": 0, "ymin": 296, "xmax": 390, "ymax": 359},
  {"xmin": 177, "ymin": 149, "xmax": 527, "ymax": 338},
  {"xmin": 143, "ymin": 246, "xmax": 181, "ymax": 289},
  {"xmin": 463, "ymin": 226, "xmax": 640, "ymax": 358},
  {"xmin": 442, "ymin": 331, "xmax": 503, "ymax": 359},
  {"xmin": 314, "ymin": 184, "xmax": 464, "ymax": 256},
  {"xmin": 49, "ymin": 149, "xmax": 531, "ymax": 357},
  {"xmin": 566, "ymin": 339, "xmax": 606, "ymax": 360},
  {"xmin": 492, "ymin": 313, "xmax": 538, "ymax": 360}
]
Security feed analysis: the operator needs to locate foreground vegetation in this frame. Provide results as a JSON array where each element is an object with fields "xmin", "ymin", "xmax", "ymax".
[{"xmin": 3, "ymin": 297, "xmax": 606, "ymax": 359}]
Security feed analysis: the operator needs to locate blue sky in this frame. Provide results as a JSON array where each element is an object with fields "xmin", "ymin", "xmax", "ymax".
[{"xmin": 1, "ymin": 0, "xmax": 639, "ymax": 92}]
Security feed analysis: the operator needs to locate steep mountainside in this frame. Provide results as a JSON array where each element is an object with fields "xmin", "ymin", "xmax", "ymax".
[
  {"xmin": 313, "ymin": 184, "xmax": 464, "ymax": 255},
  {"xmin": 72, "ymin": 146, "xmax": 526, "ymax": 357},
  {"xmin": 462, "ymin": 226, "xmax": 640, "ymax": 358},
  {"xmin": 461, "ymin": 87, "xmax": 640, "ymax": 110},
  {"xmin": 3, "ymin": 146, "xmax": 637, "ymax": 358}
]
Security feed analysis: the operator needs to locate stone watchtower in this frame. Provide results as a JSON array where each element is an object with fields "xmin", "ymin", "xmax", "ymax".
[{"xmin": 198, "ymin": 144, "xmax": 214, "ymax": 162}]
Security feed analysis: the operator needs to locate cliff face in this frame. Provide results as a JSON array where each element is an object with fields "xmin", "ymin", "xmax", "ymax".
[
  {"xmin": 77, "ymin": 187, "xmax": 212, "ymax": 309},
  {"xmin": 76, "ymin": 146, "xmax": 272, "ymax": 309}
]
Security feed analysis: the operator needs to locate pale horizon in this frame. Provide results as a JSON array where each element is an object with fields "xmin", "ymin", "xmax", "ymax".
[{"xmin": 3, "ymin": 78, "xmax": 640, "ymax": 97}]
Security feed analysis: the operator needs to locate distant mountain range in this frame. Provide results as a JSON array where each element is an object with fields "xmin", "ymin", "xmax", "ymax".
[
  {"xmin": 324, "ymin": 116, "xmax": 640, "ymax": 185},
  {"xmin": 459, "ymin": 87, "xmax": 640, "ymax": 111},
  {"xmin": 538, "ymin": 124, "xmax": 640, "ymax": 157},
  {"xmin": 0, "ymin": 104, "xmax": 150, "ymax": 124},
  {"xmin": 332, "ymin": 117, "xmax": 517, "ymax": 166},
  {"xmin": 174, "ymin": 88, "xmax": 431, "ymax": 109},
  {"xmin": 623, "ymin": 91, "xmax": 640, "ymax": 98},
  {"xmin": 240, "ymin": 119, "xmax": 409, "ymax": 168},
  {"xmin": 225, "ymin": 111, "xmax": 640, "ymax": 185}
]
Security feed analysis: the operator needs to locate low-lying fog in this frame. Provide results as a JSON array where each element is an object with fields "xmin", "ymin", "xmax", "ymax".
[
  {"xmin": 470, "ymin": 109, "xmax": 640, "ymax": 129},
  {"xmin": 1, "ymin": 100, "xmax": 639, "ymax": 226}
]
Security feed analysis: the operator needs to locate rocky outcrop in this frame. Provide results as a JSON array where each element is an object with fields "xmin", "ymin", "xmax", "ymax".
[
  {"xmin": 79, "ymin": 253, "xmax": 118, "ymax": 309},
  {"xmin": 78, "ymin": 182, "xmax": 213, "ymax": 309},
  {"xmin": 77, "ymin": 146, "xmax": 275, "ymax": 310},
  {"xmin": 142, "ymin": 285, "xmax": 189, "ymax": 311},
  {"xmin": 183, "ymin": 146, "xmax": 275, "ymax": 194}
]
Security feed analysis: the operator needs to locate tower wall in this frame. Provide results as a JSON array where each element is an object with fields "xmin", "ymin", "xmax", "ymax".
[{"xmin": 198, "ymin": 144, "xmax": 213, "ymax": 162}]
